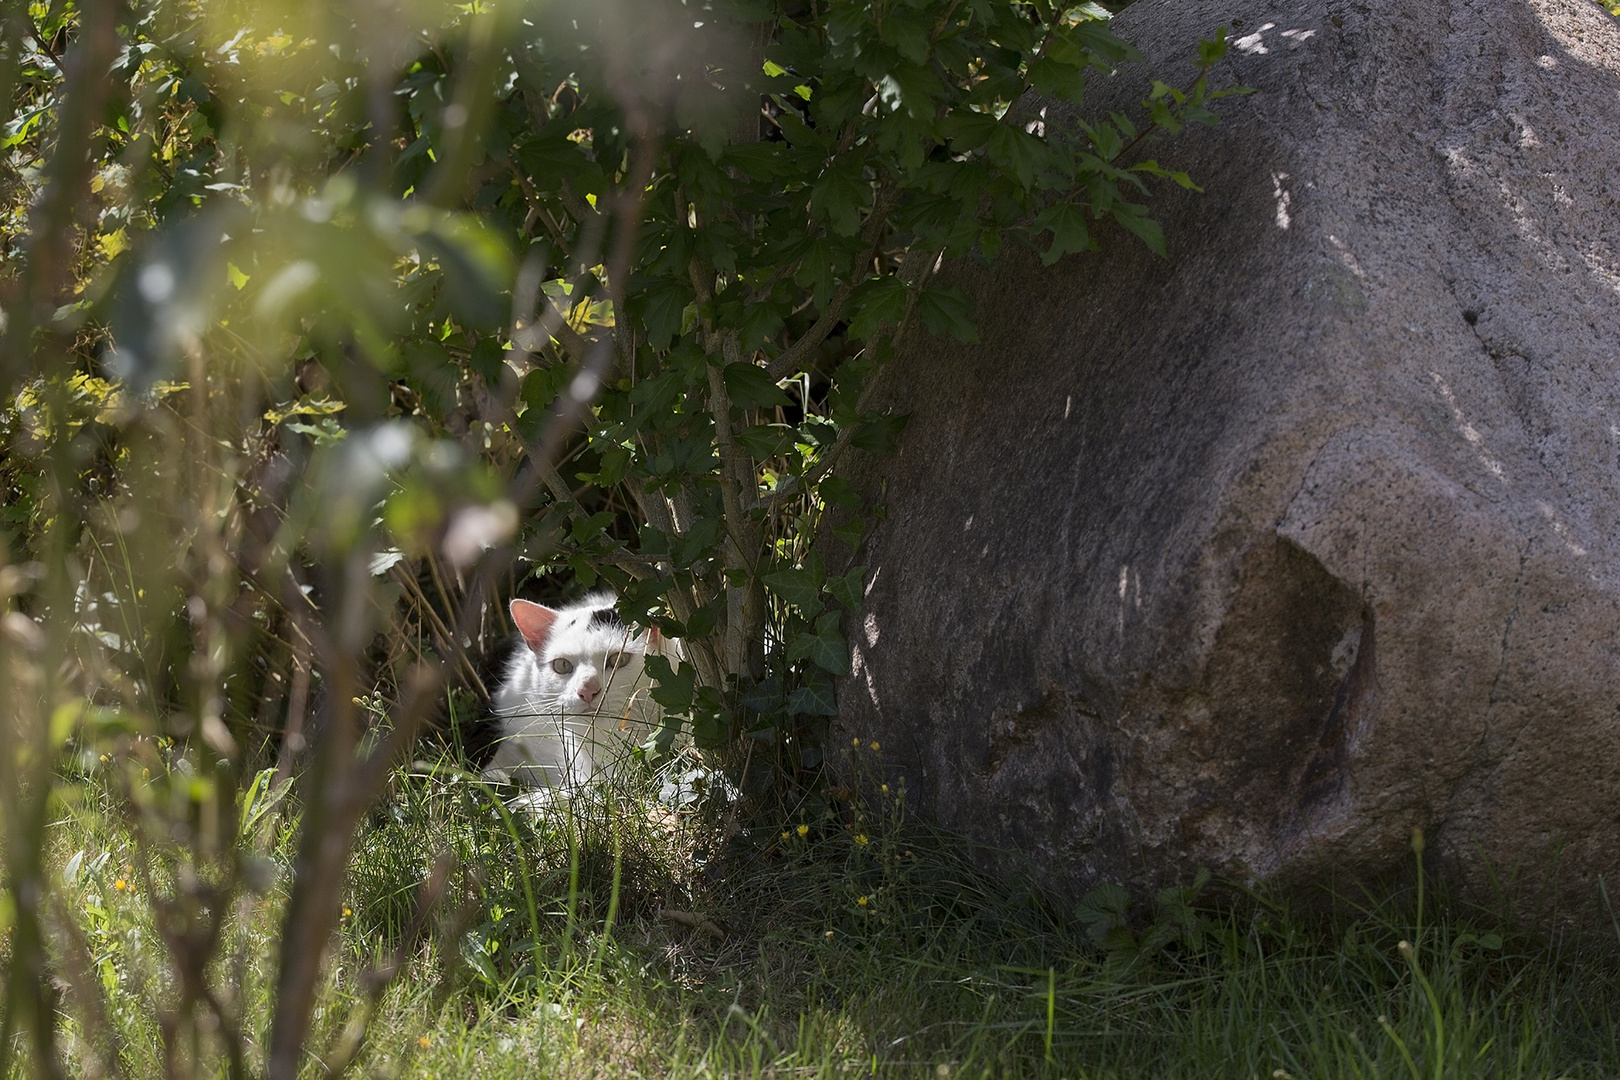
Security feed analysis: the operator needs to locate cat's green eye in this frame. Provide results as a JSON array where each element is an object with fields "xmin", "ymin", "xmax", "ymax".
[
  {"xmin": 551, "ymin": 658, "xmax": 575, "ymax": 675},
  {"xmin": 605, "ymin": 651, "xmax": 627, "ymax": 669}
]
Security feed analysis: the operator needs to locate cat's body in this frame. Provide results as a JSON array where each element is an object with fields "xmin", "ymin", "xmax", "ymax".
[{"xmin": 483, "ymin": 592, "xmax": 667, "ymax": 794}]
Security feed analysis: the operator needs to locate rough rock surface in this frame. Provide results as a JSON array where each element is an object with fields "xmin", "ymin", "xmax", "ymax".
[{"xmin": 835, "ymin": 0, "xmax": 1620, "ymax": 916}]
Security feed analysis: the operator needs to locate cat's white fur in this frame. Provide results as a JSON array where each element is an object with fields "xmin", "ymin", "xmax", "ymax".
[{"xmin": 483, "ymin": 592, "xmax": 668, "ymax": 794}]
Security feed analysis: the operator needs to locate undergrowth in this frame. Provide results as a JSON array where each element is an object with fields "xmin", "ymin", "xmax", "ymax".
[{"xmin": 42, "ymin": 739, "xmax": 1620, "ymax": 1079}]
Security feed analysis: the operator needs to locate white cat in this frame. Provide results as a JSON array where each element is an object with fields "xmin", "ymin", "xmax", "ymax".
[{"xmin": 483, "ymin": 592, "xmax": 669, "ymax": 795}]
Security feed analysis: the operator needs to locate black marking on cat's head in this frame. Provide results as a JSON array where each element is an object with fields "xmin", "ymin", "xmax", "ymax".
[{"xmin": 589, "ymin": 607, "xmax": 625, "ymax": 630}]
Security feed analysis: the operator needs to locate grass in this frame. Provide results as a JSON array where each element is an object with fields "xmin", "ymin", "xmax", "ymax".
[{"xmin": 34, "ymin": 739, "xmax": 1620, "ymax": 1079}]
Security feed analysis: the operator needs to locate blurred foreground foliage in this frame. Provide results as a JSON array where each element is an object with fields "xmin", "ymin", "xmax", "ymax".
[{"xmin": 0, "ymin": 0, "xmax": 1235, "ymax": 1074}]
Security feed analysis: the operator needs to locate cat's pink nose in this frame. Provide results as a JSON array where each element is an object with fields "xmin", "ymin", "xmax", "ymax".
[{"xmin": 578, "ymin": 677, "xmax": 601, "ymax": 706}]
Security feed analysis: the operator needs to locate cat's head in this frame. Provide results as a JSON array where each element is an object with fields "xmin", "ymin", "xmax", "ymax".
[{"xmin": 509, "ymin": 596, "xmax": 660, "ymax": 716}]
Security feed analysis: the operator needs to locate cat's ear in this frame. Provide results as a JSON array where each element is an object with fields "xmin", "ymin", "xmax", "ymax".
[{"xmin": 510, "ymin": 599, "xmax": 560, "ymax": 654}]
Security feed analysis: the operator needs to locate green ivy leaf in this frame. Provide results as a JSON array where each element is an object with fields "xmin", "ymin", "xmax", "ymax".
[
  {"xmin": 825, "ymin": 564, "xmax": 865, "ymax": 611},
  {"xmin": 684, "ymin": 597, "xmax": 722, "ymax": 638},
  {"xmin": 806, "ymin": 611, "xmax": 849, "ymax": 676},
  {"xmin": 671, "ymin": 516, "xmax": 723, "ymax": 568},
  {"xmin": 739, "ymin": 675, "xmax": 785, "ymax": 714},
  {"xmin": 764, "ymin": 566, "xmax": 824, "ymax": 612},
  {"xmin": 787, "ymin": 680, "xmax": 839, "ymax": 716},
  {"xmin": 833, "ymin": 516, "xmax": 866, "ymax": 549}
]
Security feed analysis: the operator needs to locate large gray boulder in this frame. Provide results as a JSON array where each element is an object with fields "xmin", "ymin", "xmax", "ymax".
[{"xmin": 836, "ymin": 0, "xmax": 1620, "ymax": 916}]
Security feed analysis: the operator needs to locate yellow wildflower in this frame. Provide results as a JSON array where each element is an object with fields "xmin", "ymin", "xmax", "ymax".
[
  {"xmin": 418, "ymin": 1035, "xmax": 431, "ymax": 1049},
  {"xmin": 343, "ymin": 907, "xmax": 352, "ymax": 917},
  {"xmin": 857, "ymin": 895, "xmax": 868, "ymax": 906},
  {"xmin": 853, "ymin": 834, "xmax": 869, "ymax": 846},
  {"xmin": 114, "ymin": 878, "xmax": 128, "ymax": 892},
  {"xmin": 796, "ymin": 824, "xmax": 809, "ymax": 837},
  {"xmin": 852, "ymin": 737, "xmax": 860, "ymax": 747},
  {"xmin": 780, "ymin": 831, "xmax": 790, "ymax": 840},
  {"xmin": 870, "ymin": 741, "xmax": 880, "ymax": 751}
]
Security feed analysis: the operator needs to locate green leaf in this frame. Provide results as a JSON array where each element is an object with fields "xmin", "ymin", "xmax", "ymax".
[
  {"xmin": 735, "ymin": 423, "xmax": 797, "ymax": 459},
  {"xmin": 986, "ymin": 123, "xmax": 1049, "ymax": 188},
  {"xmin": 567, "ymin": 554, "xmax": 599, "ymax": 588},
  {"xmin": 739, "ymin": 675, "xmax": 784, "ymax": 714},
  {"xmin": 847, "ymin": 276, "xmax": 910, "ymax": 340},
  {"xmin": 684, "ymin": 597, "xmax": 722, "ymax": 639},
  {"xmin": 724, "ymin": 141, "xmax": 791, "ymax": 182},
  {"xmin": 809, "ymin": 155, "xmax": 869, "ymax": 236},
  {"xmin": 736, "ymin": 299, "xmax": 785, "ymax": 351},
  {"xmin": 1072, "ymin": 19, "xmax": 1141, "ymax": 63},
  {"xmin": 851, "ymin": 413, "xmax": 909, "ymax": 455},
  {"xmin": 787, "ymin": 611, "xmax": 849, "ymax": 676},
  {"xmin": 723, "ymin": 362, "xmax": 791, "ymax": 409},
  {"xmin": 406, "ymin": 211, "xmax": 515, "ymax": 333},
  {"xmin": 517, "ymin": 135, "xmax": 606, "ymax": 194},
  {"xmin": 879, "ymin": 6, "xmax": 934, "ymax": 64},
  {"xmin": 787, "ymin": 680, "xmax": 840, "ymax": 716},
  {"xmin": 776, "ymin": 108, "xmax": 831, "ymax": 150},
  {"xmin": 1028, "ymin": 54, "xmax": 1088, "ymax": 103},
  {"xmin": 876, "ymin": 63, "xmax": 943, "ymax": 119},
  {"xmin": 671, "ymin": 516, "xmax": 723, "ymax": 568},
  {"xmin": 646, "ymin": 652, "xmax": 696, "ymax": 710},
  {"xmin": 640, "ymin": 278, "xmax": 692, "ymax": 350},
  {"xmin": 470, "ymin": 337, "xmax": 506, "ymax": 383},
  {"xmin": 1076, "ymin": 882, "xmax": 1132, "ymax": 944},
  {"xmin": 825, "ymin": 564, "xmax": 866, "ymax": 610},
  {"xmin": 764, "ymin": 566, "xmax": 824, "ymax": 612},
  {"xmin": 819, "ymin": 475, "xmax": 862, "ymax": 511},
  {"xmin": 1088, "ymin": 119, "xmax": 1124, "ymax": 161},
  {"xmin": 806, "ymin": 611, "xmax": 849, "ymax": 675},
  {"xmin": 833, "ymin": 515, "xmax": 867, "ymax": 548},
  {"xmin": 587, "ymin": 444, "xmax": 631, "ymax": 486},
  {"xmin": 938, "ymin": 110, "xmax": 1000, "ymax": 151},
  {"xmin": 1132, "ymin": 159, "xmax": 1203, "ymax": 192},
  {"xmin": 1064, "ymin": 2, "xmax": 1114, "ymax": 19},
  {"xmin": 1034, "ymin": 201, "xmax": 1093, "ymax": 265},
  {"xmin": 1109, "ymin": 203, "xmax": 1167, "ymax": 257},
  {"xmin": 1197, "ymin": 28, "xmax": 1230, "ymax": 67},
  {"xmin": 791, "ymin": 234, "xmax": 844, "ymax": 310},
  {"xmin": 516, "ymin": 365, "xmax": 568, "ymax": 436},
  {"xmin": 917, "ymin": 284, "xmax": 979, "ymax": 342}
]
